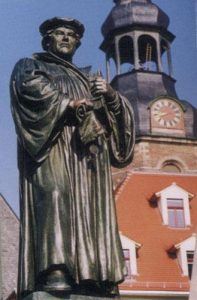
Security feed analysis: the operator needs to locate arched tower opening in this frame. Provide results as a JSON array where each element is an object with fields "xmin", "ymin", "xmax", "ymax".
[
  {"xmin": 119, "ymin": 35, "xmax": 134, "ymax": 73},
  {"xmin": 161, "ymin": 39, "xmax": 173, "ymax": 77},
  {"xmin": 105, "ymin": 44, "xmax": 117, "ymax": 82},
  {"xmin": 138, "ymin": 35, "xmax": 157, "ymax": 72},
  {"xmin": 159, "ymin": 159, "xmax": 187, "ymax": 174}
]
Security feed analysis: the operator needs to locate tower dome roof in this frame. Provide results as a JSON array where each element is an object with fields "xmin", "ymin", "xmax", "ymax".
[{"xmin": 101, "ymin": 0, "xmax": 170, "ymax": 37}]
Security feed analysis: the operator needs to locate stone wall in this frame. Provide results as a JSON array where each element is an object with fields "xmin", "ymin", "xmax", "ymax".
[{"xmin": 133, "ymin": 137, "xmax": 197, "ymax": 172}]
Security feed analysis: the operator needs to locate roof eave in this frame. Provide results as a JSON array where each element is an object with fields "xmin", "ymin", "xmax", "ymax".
[{"xmin": 120, "ymin": 289, "xmax": 189, "ymax": 296}]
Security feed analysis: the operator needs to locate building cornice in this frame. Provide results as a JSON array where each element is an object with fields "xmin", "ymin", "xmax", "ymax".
[{"xmin": 136, "ymin": 135, "xmax": 197, "ymax": 145}]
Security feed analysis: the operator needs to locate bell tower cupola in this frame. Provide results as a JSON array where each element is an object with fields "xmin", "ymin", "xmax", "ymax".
[
  {"xmin": 101, "ymin": 0, "xmax": 174, "ymax": 80},
  {"xmin": 100, "ymin": 0, "xmax": 192, "ymax": 137}
]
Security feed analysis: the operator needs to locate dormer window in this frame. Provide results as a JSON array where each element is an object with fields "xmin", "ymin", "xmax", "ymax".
[
  {"xmin": 168, "ymin": 235, "xmax": 196, "ymax": 279},
  {"xmin": 151, "ymin": 182, "xmax": 194, "ymax": 228},
  {"xmin": 120, "ymin": 234, "xmax": 141, "ymax": 281}
]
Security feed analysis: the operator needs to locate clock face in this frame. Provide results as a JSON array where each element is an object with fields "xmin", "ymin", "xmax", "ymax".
[{"xmin": 152, "ymin": 99, "xmax": 182, "ymax": 128}]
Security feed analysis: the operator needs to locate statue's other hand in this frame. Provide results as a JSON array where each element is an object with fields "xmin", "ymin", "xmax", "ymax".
[
  {"xmin": 90, "ymin": 78, "xmax": 116, "ymax": 101},
  {"xmin": 67, "ymin": 98, "xmax": 93, "ymax": 124}
]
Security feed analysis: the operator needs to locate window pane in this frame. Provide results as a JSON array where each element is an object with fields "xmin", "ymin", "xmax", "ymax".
[
  {"xmin": 167, "ymin": 198, "xmax": 183, "ymax": 208},
  {"xmin": 123, "ymin": 249, "xmax": 130, "ymax": 260},
  {"xmin": 176, "ymin": 209, "xmax": 185, "ymax": 227},
  {"xmin": 123, "ymin": 249, "xmax": 131, "ymax": 279},
  {"xmin": 168, "ymin": 208, "xmax": 185, "ymax": 228},
  {"xmin": 168, "ymin": 209, "xmax": 176, "ymax": 227},
  {"xmin": 187, "ymin": 251, "xmax": 194, "ymax": 261},
  {"xmin": 187, "ymin": 251, "xmax": 194, "ymax": 279},
  {"xmin": 125, "ymin": 260, "xmax": 131, "ymax": 278}
]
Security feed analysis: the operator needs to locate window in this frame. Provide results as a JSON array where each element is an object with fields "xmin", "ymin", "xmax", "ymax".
[
  {"xmin": 167, "ymin": 198, "xmax": 185, "ymax": 228},
  {"xmin": 173, "ymin": 235, "xmax": 196, "ymax": 277},
  {"xmin": 162, "ymin": 163, "xmax": 181, "ymax": 173},
  {"xmin": 187, "ymin": 251, "xmax": 194, "ymax": 279},
  {"xmin": 123, "ymin": 249, "xmax": 132, "ymax": 280}
]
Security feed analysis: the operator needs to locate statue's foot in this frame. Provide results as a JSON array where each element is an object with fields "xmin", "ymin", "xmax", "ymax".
[
  {"xmin": 101, "ymin": 282, "xmax": 119, "ymax": 297},
  {"xmin": 108, "ymin": 285, "xmax": 119, "ymax": 297},
  {"xmin": 41, "ymin": 270, "xmax": 72, "ymax": 292}
]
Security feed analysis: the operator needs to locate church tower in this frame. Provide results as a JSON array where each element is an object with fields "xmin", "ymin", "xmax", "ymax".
[
  {"xmin": 100, "ymin": 2, "xmax": 197, "ymax": 298},
  {"xmin": 100, "ymin": 0, "xmax": 197, "ymax": 177}
]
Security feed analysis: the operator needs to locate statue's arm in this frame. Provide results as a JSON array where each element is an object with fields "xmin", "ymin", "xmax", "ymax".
[
  {"xmin": 10, "ymin": 58, "xmax": 70, "ymax": 160},
  {"xmin": 90, "ymin": 77, "xmax": 135, "ymax": 168}
]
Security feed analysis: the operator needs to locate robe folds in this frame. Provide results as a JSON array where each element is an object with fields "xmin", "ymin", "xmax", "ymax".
[{"xmin": 10, "ymin": 52, "xmax": 135, "ymax": 297}]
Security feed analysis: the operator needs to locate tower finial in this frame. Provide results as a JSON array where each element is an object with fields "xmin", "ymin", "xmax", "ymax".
[{"xmin": 114, "ymin": 0, "xmax": 152, "ymax": 4}]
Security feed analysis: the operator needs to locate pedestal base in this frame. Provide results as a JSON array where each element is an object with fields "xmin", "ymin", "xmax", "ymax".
[{"xmin": 24, "ymin": 291, "xmax": 119, "ymax": 300}]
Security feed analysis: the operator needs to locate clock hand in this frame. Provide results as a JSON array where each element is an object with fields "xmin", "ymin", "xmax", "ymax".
[
  {"xmin": 157, "ymin": 111, "xmax": 176, "ymax": 118},
  {"xmin": 157, "ymin": 112, "xmax": 168, "ymax": 117}
]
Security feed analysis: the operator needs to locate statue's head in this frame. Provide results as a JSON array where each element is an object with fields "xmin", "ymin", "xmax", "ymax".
[{"xmin": 39, "ymin": 17, "xmax": 85, "ymax": 60}]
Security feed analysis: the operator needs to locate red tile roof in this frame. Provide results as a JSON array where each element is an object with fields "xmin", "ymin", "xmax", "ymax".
[{"xmin": 116, "ymin": 172, "xmax": 197, "ymax": 291}]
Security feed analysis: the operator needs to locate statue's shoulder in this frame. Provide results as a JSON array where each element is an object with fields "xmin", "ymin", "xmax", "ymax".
[
  {"xmin": 12, "ymin": 56, "xmax": 48, "ymax": 77},
  {"xmin": 13, "ymin": 57, "xmax": 37, "ymax": 73}
]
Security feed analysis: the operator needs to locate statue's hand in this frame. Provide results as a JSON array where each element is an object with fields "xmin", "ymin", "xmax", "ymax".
[
  {"xmin": 69, "ymin": 98, "xmax": 93, "ymax": 111},
  {"xmin": 90, "ymin": 78, "xmax": 116, "ymax": 102}
]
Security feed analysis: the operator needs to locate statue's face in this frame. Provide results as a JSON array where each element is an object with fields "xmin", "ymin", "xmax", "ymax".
[{"xmin": 48, "ymin": 26, "xmax": 79, "ymax": 58}]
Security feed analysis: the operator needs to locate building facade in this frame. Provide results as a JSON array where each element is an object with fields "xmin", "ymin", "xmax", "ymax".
[{"xmin": 100, "ymin": 0, "xmax": 197, "ymax": 299}]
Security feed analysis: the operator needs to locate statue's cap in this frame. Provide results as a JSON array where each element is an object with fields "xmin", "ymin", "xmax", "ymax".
[{"xmin": 39, "ymin": 17, "xmax": 85, "ymax": 38}]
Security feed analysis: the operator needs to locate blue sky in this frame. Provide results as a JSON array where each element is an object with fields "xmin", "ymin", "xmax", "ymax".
[{"xmin": 0, "ymin": 0, "xmax": 196, "ymax": 214}]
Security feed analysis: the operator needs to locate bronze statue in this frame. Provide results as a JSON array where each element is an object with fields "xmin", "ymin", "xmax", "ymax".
[{"xmin": 10, "ymin": 17, "xmax": 135, "ymax": 299}]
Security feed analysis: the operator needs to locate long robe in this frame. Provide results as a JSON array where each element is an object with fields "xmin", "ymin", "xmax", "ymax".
[{"xmin": 10, "ymin": 52, "xmax": 135, "ymax": 297}]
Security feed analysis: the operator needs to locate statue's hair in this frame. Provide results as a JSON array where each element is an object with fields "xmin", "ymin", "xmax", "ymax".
[{"xmin": 41, "ymin": 29, "xmax": 81, "ymax": 51}]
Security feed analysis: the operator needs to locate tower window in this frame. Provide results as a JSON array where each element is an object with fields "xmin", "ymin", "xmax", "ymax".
[
  {"xmin": 162, "ymin": 163, "xmax": 181, "ymax": 173},
  {"xmin": 187, "ymin": 251, "xmax": 194, "ymax": 279},
  {"xmin": 167, "ymin": 198, "xmax": 185, "ymax": 228}
]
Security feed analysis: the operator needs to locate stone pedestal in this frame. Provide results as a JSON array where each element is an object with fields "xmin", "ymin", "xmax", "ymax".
[{"xmin": 24, "ymin": 292, "xmax": 118, "ymax": 300}]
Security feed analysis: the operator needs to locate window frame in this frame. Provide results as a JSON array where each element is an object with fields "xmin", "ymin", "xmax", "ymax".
[
  {"xmin": 123, "ymin": 248, "xmax": 132, "ymax": 280},
  {"xmin": 167, "ymin": 198, "xmax": 185, "ymax": 228},
  {"xmin": 155, "ymin": 183, "xmax": 193, "ymax": 228}
]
